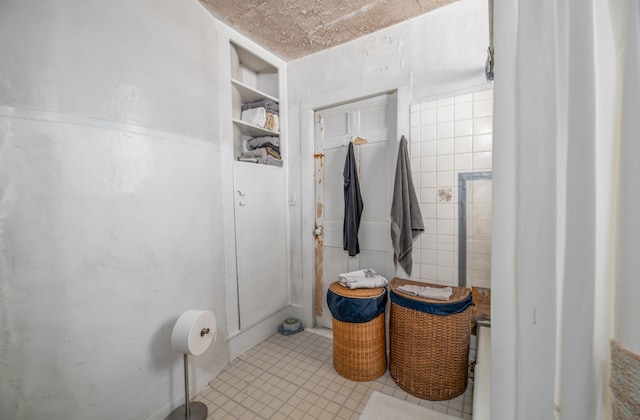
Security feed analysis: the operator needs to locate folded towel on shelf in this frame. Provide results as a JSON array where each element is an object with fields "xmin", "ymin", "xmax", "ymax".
[
  {"xmin": 397, "ymin": 284, "xmax": 453, "ymax": 301},
  {"xmin": 238, "ymin": 150, "xmax": 283, "ymax": 167},
  {"xmin": 241, "ymin": 107, "xmax": 267, "ymax": 127},
  {"xmin": 246, "ymin": 136, "xmax": 280, "ymax": 150},
  {"xmin": 338, "ymin": 269, "xmax": 388, "ymax": 289},
  {"xmin": 242, "ymin": 147, "xmax": 281, "ymax": 160},
  {"xmin": 241, "ymin": 98, "xmax": 279, "ymax": 115},
  {"xmin": 264, "ymin": 113, "xmax": 279, "ymax": 132}
]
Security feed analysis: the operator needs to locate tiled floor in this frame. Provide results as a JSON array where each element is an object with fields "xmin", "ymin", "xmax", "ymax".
[{"xmin": 194, "ymin": 330, "xmax": 474, "ymax": 419}]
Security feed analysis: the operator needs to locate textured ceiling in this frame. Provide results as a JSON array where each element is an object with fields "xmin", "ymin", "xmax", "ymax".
[{"xmin": 200, "ymin": 0, "xmax": 458, "ymax": 61}]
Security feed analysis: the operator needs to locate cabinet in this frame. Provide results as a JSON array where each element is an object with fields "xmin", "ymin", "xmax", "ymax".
[
  {"xmin": 230, "ymin": 43, "xmax": 281, "ymax": 164},
  {"xmin": 233, "ymin": 164, "xmax": 287, "ymax": 328}
]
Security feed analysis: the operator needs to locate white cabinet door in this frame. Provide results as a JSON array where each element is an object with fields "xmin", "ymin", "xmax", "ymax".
[{"xmin": 233, "ymin": 164, "xmax": 288, "ymax": 328}]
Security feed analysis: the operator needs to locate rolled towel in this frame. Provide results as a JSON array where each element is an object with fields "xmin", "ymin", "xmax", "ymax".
[
  {"xmin": 264, "ymin": 113, "xmax": 280, "ymax": 132},
  {"xmin": 241, "ymin": 107, "xmax": 267, "ymax": 127},
  {"xmin": 397, "ymin": 284, "xmax": 453, "ymax": 301},
  {"xmin": 339, "ymin": 276, "xmax": 388, "ymax": 289}
]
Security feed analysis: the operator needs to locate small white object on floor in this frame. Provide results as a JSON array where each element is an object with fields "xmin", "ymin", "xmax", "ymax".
[{"xmin": 359, "ymin": 391, "xmax": 461, "ymax": 420}]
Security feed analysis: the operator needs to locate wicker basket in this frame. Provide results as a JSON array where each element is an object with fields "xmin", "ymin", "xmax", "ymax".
[
  {"xmin": 389, "ymin": 278, "xmax": 472, "ymax": 400},
  {"xmin": 328, "ymin": 282, "xmax": 387, "ymax": 381}
]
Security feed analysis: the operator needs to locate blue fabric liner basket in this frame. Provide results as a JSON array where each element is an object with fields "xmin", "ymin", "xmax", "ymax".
[{"xmin": 326, "ymin": 282, "xmax": 388, "ymax": 381}]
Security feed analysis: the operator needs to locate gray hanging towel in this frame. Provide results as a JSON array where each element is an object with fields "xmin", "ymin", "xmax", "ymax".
[
  {"xmin": 391, "ymin": 136, "xmax": 424, "ymax": 275},
  {"xmin": 343, "ymin": 142, "xmax": 364, "ymax": 256}
]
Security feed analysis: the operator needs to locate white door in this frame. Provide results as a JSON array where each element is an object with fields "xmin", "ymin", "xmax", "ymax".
[
  {"xmin": 234, "ymin": 163, "xmax": 288, "ymax": 328},
  {"xmin": 314, "ymin": 93, "xmax": 396, "ymax": 328}
]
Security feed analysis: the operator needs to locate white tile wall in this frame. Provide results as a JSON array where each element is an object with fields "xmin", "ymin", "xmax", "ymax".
[{"xmin": 409, "ymin": 88, "xmax": 493, "ymax": 288}]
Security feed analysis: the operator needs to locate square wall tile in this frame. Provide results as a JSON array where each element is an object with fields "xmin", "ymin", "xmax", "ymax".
[
  {"xmin": 473, "ymin": 98, "xmax": 493, "ymax": 118},
  {"xmin": 437, "ymin": 203, "xmax": 455, "ymax": 219},
  {"xmin": 473, "ymin": 134, "xmax": 493, "ymax": 152},
  {"xmin": 437, "ymin": 155, "xmax": 454, "ymax": 171},
  {"xmin": 455, "ymin": 119, "xmax": 473, "ymax": 137},
  {"xmin": 455, "ymin": 136, "xmax": 473, "ymax": 154},
  {"xmin": 420, "ymin": 172, "xmax": 437, "ymax": 188},
  {"xmin": 437, "ymin": 250, "xmax": 454, "ymax": 267},
  {"xmin": 437, "ymin": 122, "xmax": 454, "ymax": 139},
  {"xmin": 473, "ymin": 151, "xmax": 492, "ymax": 169},
  {"xmin": 422, "ymin": 234, "xmax": 438, "ymax": 250},
  {"xmin": 436, "ymin": 266, "xmax": 454, "ymax": 283},
  {"xmin": 436, "ymin": 138, "xmax": 454, "ymax": 155},
  {"xmin": 474, "ymin": 116, "xmax": 493, "ymax": 135},
  {"xmin": 437, "ymin": 235, "xmax": 456, "ymax": 251},
  {"xmin": 424, "ymin": 219, "xmax": 437, "ymax": 234},
  {"xmin": 455, "ymin": 153, "xmax": 473, "ymax": 171},
  {"xmin": 421, "ymin": 264, "xmax": 437, "ymax": 280},
  {"xmin": 422, "ymin": 203, "xmax": 437, "ymax": 219},
  {"xmin": 437, "ymin": 219, "xmax": 455, "ymax": 235},
  {"xmin": 421, "ymin": 156, "xmax": 436, "ymax": 172},
  {"xmin": 420, "ymin": 140, "xmax": 436, "ymax": 157},
  {"xmin": 437, "ymin": 104, "xmax": 454, "ymax": 123},
  {"xmin": 455, "ymin": 102, "xmax": 473, "ymax": 120},
  {"xmin": 420, "ymin": 187, "xmax": 436, "ymax": 203},
  {"xmin": 421, "ymin": 124, "xmax": 437, "ymax": 141},
  {"xmin": 436, "ymin": 171, "xmax": 454, "ymax": 187},
  {"xmin": 421, "ymin": 249, "xmax": 437, "ymax": 265},
  {"xmin": 421, "ymin": 108, "xmax": 437, "ymax": 125}
]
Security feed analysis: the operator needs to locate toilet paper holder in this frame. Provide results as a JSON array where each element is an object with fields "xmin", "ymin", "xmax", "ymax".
[{"xmin": 168, "ymin": 310, "xmax": 216, "ymax": 420}]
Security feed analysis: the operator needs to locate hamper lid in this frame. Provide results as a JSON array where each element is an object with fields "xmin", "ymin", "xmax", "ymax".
[
  {"xmin": 389, "ymin": 277, "xmax": 472, "ymax": 316},
  {"xmin": 327, "ymin": 282, "xmax": 387, "ymax": 323}
]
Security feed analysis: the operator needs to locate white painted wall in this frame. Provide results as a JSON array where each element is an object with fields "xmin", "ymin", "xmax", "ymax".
[
  {"xmin": 287, "ymin": 0, "xmax": 492, "ymax": 328},
  {"xmin": 0, "ymin": 1, "xmax": 229, "ymax": 419}
]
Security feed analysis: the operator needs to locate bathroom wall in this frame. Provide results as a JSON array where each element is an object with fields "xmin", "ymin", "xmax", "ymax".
[
  {"xmin": 0, "ymin": 1, "xmax": 228, "ymax": 419},
  {"xmin": 409, "ymin": 89, "xmax": 494, "ymax": 289},
  {"xmin": 287, "ymin": 0, "xmax": 492, "ymax": 328}
]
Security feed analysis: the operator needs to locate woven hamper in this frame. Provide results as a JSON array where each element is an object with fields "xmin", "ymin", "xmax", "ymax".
[
  {"xmin": 389, "ymin": 278, "xmax": 473, "ymax": 400},
  {"xmin": 327, "ymin": 282, "xmax": 387, "ymax": 381}
]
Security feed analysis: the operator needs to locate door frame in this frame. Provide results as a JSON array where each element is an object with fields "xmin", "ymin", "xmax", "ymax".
[{"xmin": 300, "ymin": 78, "xmax": 411, "ymax": 330}]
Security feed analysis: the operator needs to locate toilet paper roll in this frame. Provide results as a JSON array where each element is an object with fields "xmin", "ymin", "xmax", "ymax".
[{"xmin": 171, "ymin": 309, "xmax": 216, "ymax": 356}]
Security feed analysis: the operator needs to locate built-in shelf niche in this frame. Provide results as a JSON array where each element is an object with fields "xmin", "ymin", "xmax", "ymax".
[{"xmin": 230, "ymin": 42, "xmax": 280, "ymax": 161}]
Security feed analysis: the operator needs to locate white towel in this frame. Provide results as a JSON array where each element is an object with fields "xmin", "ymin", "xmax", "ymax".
[
  {"xmin": 241, "ymin": 107, "xmax": 267, "ymax": 127},
  {"xmin": 397, "ymin": 284, "xmax": 452, "ymax": 301},
  {"xmin": 338, "ymin": 269, "xmax": 388, "ymax": 289},
  {"xmin": 339, "ymin": 276, "xmax": 388, "ymax": 289},
  {"xmin": 338, "ymin": 269, "xmax": 376, "ymax": 280}
]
